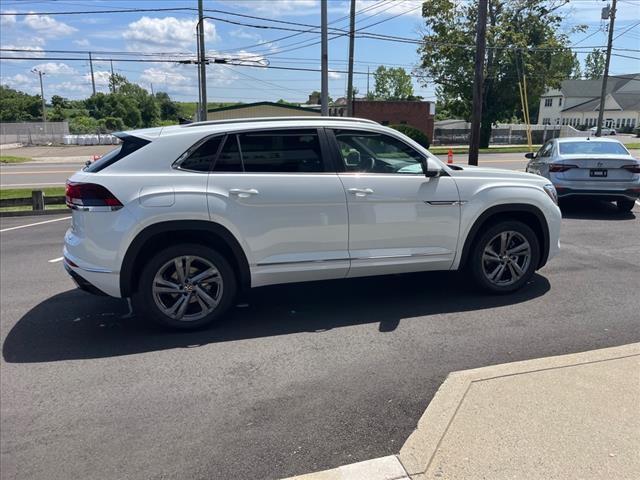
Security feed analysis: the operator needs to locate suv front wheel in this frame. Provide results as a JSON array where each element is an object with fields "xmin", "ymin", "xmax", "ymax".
[
  {"xmin": 133, "ymin": 244, "xmax": 236, "ymax": 329},
  {"xmin": 470, "ymin": 220, "xmax": 540, "ymax": 293}
]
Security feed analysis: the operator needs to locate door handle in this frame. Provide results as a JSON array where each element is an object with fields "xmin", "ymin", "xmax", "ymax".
[
  {"xmin": 347, "ymin": 187, "xmax": 374, "ymax": 197},
  {"xmin": 229, "ymin": 188, "xmax": 259, "ymax": 198}
]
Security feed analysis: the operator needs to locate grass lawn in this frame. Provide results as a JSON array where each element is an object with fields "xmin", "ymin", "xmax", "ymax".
[
  {"xmin": 625, "ymin": 142, "xmax": 640, "ymax": 150},
  {"xmin": 0, "ymin": 155, "xmax": 32, "ymax": 164},
  {"xmin": 0, "ymin": 186, "xmax": 65, "ymax": 200},
  {"xmin": 429, "ymin": 145, "xmax": 540, "ymax": 155},
  {"xmin": 0, "ymin": 204, "xmax": 68, "ymax": 213}
]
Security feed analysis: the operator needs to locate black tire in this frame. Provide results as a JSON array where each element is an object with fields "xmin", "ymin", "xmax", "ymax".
[
  {"xmin": 616, "ymin": 199, "xmax": 635, "ymax": 212},
  {"xmin": 132, "ymin": 244, "xmax": 237, "ymax": 330},
  {"xmin": 470, "ymin": 220, "xmax": 540, "ymax": 294}
]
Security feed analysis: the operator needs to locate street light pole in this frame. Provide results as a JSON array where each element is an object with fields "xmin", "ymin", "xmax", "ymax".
[{"xmin": 320, "ymin": 0, "xmax": 329, "ymax": 116}]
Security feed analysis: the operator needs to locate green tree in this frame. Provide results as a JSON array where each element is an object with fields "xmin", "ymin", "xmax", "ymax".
[
  {"xmin": 584, "ymin": 49, "xmax": 605, "ymax": 79},
  {"xmin": 0, "ymin": 85, "xmax": 41, "ymax": 121},
  {"xmin": 372, "ymin": 66, "xmax": 415, "ymax": 100},
  {"xmin": 155, "ymin": 92, "xmax": 179, "ymax": 121},
  {"xmin": 569, "ymin": 53, "xmax": 582, "ymax": 79},
  {"xmin": 416, "ymin": 0, "xmax": 576, "ymax": 147},
  {"xmin": 69, "ymin": 115, "xmax": 99, "ymax": 134}
]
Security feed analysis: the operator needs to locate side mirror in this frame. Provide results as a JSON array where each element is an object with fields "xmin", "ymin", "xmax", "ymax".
[
  {"xmin": 525, "ymin": 152, "xmax": 535, "ymax": 159},
  {"xmin": 422, "ymin": 158, "xmax": 442, "ymax": 178}
]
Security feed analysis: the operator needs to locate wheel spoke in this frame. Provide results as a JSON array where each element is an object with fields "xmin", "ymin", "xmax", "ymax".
[
  {"xmin": 506, "ymin": 241, "xmax": 530, "ymax": 255},
  {"xmin": 184, "ymin": 256, "xmax": 193, "ymax": 279},
  {"xmin": 510, "ymin": 260, "xmax": 525, "ymax": 277},
  {"xmin": 489, "ymin": 263, "xmax": 506, "ymax": 281},
  {"xmin": 191, "ymin": 267, "xmax": 219, "ymax": 284},
  {"xmin": 167, "ymin": 295, "xmax": 187, "ymax": 316},
  {"xmin": 154, "ymin": 286, "xmax": 182, "ymax": 294},
  {"xmin": 174, "ymin": 293, "xmax": 191, "ymax": 320},
  {"xmin": 483, "ymin": 247, "xmax": 501, "ymax": 262},
  {"xmin": 499, "ymin": 232, "xmax": 510, "ymax": 254},
  {"xmin": 155, "ymin": 278, "xmax": 180, "ymax": 290},
  {"xmin": 195, "ymin": 285, "xmax": 217, "ymax": 308},
  {"xmin": 174, "ymin": 258, "xmax": 186, "ymax": 284}
]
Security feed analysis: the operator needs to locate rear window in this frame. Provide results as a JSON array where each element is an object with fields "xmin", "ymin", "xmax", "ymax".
[
  {"xmin": 559, "ymin": 141, "xmax": 628, "ymax": 155},
  {"xmin": 84, "ymin": 135, "xmax": 150, "ymax": 172}
]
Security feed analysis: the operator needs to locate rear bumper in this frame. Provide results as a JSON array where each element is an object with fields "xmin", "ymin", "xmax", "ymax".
[
  {"xmin": 64, "ymin": 262, "xmax": 109, "ymax": 296},
  {"xmin": 555, "ymin": 187, "xmax": 640, "ymax": 201}
]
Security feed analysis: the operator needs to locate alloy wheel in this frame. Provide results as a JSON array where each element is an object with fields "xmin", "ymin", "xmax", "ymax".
[
  {"xmin": 481, "ymin": 231, "xmax": 532, "ymax": 286},
  {"xmin": 151, "ymin": 255, "xmax": 223, "ymax": 321}
]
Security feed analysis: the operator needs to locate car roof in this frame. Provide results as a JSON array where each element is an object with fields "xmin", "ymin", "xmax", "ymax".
[
  {"xmin": 121, "ymin": 117, "xmax": 383, "ymax": 140},
  {"xmin": 555, "ymin": 136, "xmax": 623, "ymax": 144}
]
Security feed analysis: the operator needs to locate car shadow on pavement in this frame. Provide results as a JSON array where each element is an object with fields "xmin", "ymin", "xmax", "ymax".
[
  {"xmin": 3, "ymin": 271, "xmax": 550, "ymax": 363},
  {"xmin": 560, "ymin": 198, "xmax": 636, "ymax": 220}
]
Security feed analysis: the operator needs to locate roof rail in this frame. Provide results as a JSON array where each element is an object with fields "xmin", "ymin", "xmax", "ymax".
[{"xmin": 182, "ymin": 116, "xmax": 380, "ymax": 128}]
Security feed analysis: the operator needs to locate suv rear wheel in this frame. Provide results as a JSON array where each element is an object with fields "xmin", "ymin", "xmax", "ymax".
[
  {"xmin": 133, "ymin": 244, "xmax": 236, "ymax": 329},
  {"xmin": 470, "ymin": 220, "xmax": 540, "ymax": 293}
]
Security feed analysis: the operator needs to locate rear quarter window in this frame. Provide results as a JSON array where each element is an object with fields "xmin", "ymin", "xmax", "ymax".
[{"xmin": 84, "ymin": 135, "xmax": 150, "ymax": 172}]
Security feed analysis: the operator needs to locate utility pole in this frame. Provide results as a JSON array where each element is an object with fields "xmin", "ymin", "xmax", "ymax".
[
  {"xmin": 595, "ymin": 0, "xmax": 617, "ymax": 137},
  {"xmin": 367, "ymin": 66, "xmax": 370, "ymax": 96},
  {"xmin": 468, "ymin": 0, "xmax": 488, "ymax": 166},
  {"xmin": 110, "ymin": 59, "xmax": 115, "ymax": 93},
  {"xmin": 346, "ymin": 0, "xmax": 356, "ymax": 116},
  {"xmin": 197, "ymin": 0, "xmax": 207, "ymax": 121},
  {"xmin": 88, "ymin": 51, "xmax": 96, "ymax": 96},
  {"xmin": 320, "ymin": 0, "xmax": 329, "ymax": 116},
  {"xmin": 31, "ymin": 68, "xmax": 46, "ymax": 126}
]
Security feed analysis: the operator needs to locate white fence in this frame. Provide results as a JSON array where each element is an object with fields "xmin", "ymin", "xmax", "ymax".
[
  {"xmin": 63, "ymin": 134, "xmax": 120, "ymax": 145},
  {"xmin": 432, "ymin": 123, "xmax": 579, "ymax": 145}
]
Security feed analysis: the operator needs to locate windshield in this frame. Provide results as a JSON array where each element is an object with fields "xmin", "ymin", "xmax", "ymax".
[{"xmin": 559, "ymin": 141, "xmax": 629, "ymax": 156}]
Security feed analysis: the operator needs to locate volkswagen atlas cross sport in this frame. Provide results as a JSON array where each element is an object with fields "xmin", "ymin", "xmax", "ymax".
[
  {"xmin": 64, "ymin": 117, "xmax": 561, "ymax": 329},
  {"xmin": 525, "ymin": 137, "xmax": 640, "ymax": 212}
]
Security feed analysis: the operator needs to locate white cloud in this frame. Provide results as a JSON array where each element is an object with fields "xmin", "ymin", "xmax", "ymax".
[
  {"xmin": 32, "ymin": 62, "xmax": 77, "ymax": 75},
  {"xmin": 73, "ymin": 39, "xmax": 91, "ymax": 48},
  {"xmin": 1, "ymin": 44, "xmax": 46, "ymax": 62},
  {"xmin": 0, "ymin": 73, "xmax": 38, "ymax": 94},
  {"xmin": 209, "ymin": 49, "xmax": 268, "ymax": 66},
  {"xmin": 24, "ymin": 13, "xmax": 77, "ymax": 38},
  {"xmin": 123, "ymin": 16, "xmax": 218, "ymax": 52},
  {"xmin": 0, "ymin": 11, "xmax": 17, "ymax": 27},
  {"xmin": 84, "ymin": 70, "xmax": 111, "ymax": 86},
  {"xmin": 139, "ymin": 66, "xmax": 189, "ymax": 87},
  {"xmin": 355, "ymin": 0, "xmax": 423, "ymax": 18},
  {"xmin": 231, "ymin": 0, "xmax": 319, "ymax": 16},
  {"xmin": 328, "ymin": 70, "xmax": 342, "ymax": 80}
]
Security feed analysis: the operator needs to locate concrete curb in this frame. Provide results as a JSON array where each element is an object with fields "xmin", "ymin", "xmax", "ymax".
[
  {"xmin": 284, "ymin": 343, "xmax": 640, "ymax": 480},
  {"xmin": 399, "ymin": 343, "xmax": 640, "ymax": 478}
]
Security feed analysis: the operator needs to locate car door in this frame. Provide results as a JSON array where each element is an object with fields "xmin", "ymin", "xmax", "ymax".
[
  {"xmin": 327, "ymin": 128, "xmax": 461, "ymax": 277},
  {"xmin": 205, "ymin": 128, "xmax": 349, "ymax": 287},
  {"xmin": 527, "ymin": 140, "xmax": 553, "ymax": 175}
]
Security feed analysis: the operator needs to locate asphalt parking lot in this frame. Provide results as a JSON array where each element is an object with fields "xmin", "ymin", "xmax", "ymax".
[{"xmin": 1, "ymin": 199, "xmax": 639, "ymax": 480}]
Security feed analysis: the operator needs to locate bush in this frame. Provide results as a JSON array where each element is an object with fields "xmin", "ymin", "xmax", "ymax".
[
  {"xmin": 391, "ymin": 124, "xmax": 430, "ymax": 148},
  {"xmin": 98, "ymin": 116, "xmax": 125, "ymax": 132},
  {"xmin": 69, "ymin": 116, "xmax": 99, "ymax": 134},
  {"xmin": 635, "ymin": 127, "xmax": 639, "ymax": 138}
]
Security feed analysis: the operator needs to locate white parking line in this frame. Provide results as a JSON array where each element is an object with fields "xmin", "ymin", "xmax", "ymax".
[
  {"xmin": 0, "ymin": 183, "xmax": 65, "ymax": 187},
  {"xmin": 48, "ymin": 256, "xmax": 64, "ymax": 263},
  {"xmin": 0, "ymin": 216, "xmax": 71, "ymax": 233}
]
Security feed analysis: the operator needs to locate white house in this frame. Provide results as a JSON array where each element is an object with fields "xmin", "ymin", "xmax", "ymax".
[{"xmin": 537, "ymin": 74, "xmax": 640, "ymax": 131}]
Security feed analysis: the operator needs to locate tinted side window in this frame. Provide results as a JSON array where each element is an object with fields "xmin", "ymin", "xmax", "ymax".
[
  {"xmin": 85, "ymin": 135, "xmax": 150, "ymax": 172},
  {"xmin": 333, "ymin": 130, "xmax": 424, "ymax": 174},
  {"xmin": 179, "ymin": 136, "xmax": 223, "ymax": 172},
  {"xmin": 214, "ymin": 135, "xmax": 242, "ymax": 172},
  {"xmin": 238, "ymin": 129, "xmax": 324, "ymax": 173}
]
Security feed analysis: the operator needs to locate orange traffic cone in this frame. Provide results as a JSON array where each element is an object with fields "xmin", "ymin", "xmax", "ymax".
[{"xmin": 447, "ymin": 148, "xmax": 453, "ymax": 164}]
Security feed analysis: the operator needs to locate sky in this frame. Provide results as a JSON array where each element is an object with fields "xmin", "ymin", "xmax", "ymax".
[{"xmin": 0, "ymin": 0, "xmax": 639, "ymax": 104}]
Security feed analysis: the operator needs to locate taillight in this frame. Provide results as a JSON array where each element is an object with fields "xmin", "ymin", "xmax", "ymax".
[
  {"xmin": 65, "ymin": 181, "xmax": 123, "ymax": 210},
  {"xmin": 621, "ymin": 164, "xmax": 640, "ymax": 174},
  {"xmin": 549, "ymin": 164, "xmax": 578, "ymax": 173}
]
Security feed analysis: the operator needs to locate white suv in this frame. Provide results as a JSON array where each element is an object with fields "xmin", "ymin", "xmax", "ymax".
[{"xmin": 64, "ymin": 117, "xmax": 561, "ymax": 329}]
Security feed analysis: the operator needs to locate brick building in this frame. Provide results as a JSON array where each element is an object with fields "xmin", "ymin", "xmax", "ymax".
[{"xmin": 330, "ymin": 100, "xmax": 435, "ymax": 141}]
